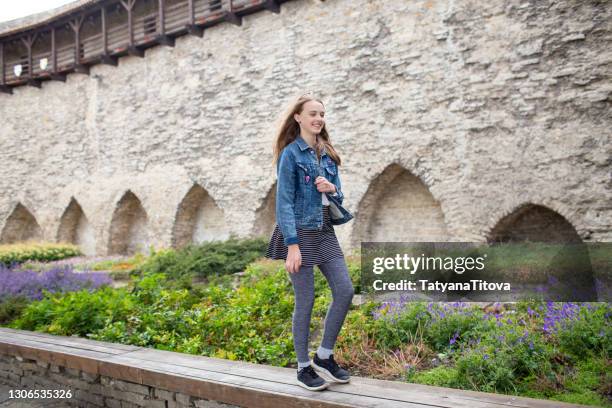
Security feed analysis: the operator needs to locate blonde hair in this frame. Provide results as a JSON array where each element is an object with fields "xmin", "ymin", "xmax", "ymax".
[{"xmin": 272, "ymin": 93, "xmax": 342, "ymax": 166}]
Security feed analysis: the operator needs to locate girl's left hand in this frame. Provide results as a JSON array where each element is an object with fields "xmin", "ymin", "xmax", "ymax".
[{"xmin": 314, "ymin": 177, "xmax": 336, "ymax": 193}]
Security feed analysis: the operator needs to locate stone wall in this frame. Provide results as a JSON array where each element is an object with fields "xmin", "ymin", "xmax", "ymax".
[
  {"xmin": 0, "ymin": 353, "xmax": 239, "ymax": 408},
  {"xmin": 0, "ymin": 0, "xmax": 610, "ymax": 255}
]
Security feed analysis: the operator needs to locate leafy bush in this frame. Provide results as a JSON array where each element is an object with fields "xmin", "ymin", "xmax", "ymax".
[
  {"xmin": 409, "ymin": 365, "xmax": 459, "ymax": 387},
  {"xmin": 7, "ymin": 246, "xmax": 610, "ymax": 406},
  {"xmin": 10, "ymin": 259, "xmax": 334, "ymax": 367},
  {"xmin": 136, "ymin": 237, "xmax": 268, "ymax": 281},
  {"xmin": 341, "ymin": 298, "xmax": 612, "ymax": 406},
  {"xmin": 0, "ymin": 242, "xmax": 82, "ymax": 266},
  {"xmin": 370, "ymin": 300, "xmax": 494, "ymax": 352},
  {"xmin": 10, "ymin": 286, "xmax": 133, "ymax": 336},
  {"xmin": 0, "ymin": 295, "xmax": 29, "ymax": 325},
  {"xmin": 543, "ymin": 302, "xmax": 611, "ymax": 358}
]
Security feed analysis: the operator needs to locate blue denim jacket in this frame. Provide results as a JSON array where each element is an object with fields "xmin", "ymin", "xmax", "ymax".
[{"xmin": 276, "ymin": 134, "xmax": 354, "ymax": 246}]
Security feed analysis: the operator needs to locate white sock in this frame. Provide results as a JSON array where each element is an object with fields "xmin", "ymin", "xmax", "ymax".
[
  {"xmin": 298, "ymin": 360, "xmax": 311, "ymax": 369},
  {"xmin": 316, "ymin": 346, "xmax": 333, "ymax": 360}
]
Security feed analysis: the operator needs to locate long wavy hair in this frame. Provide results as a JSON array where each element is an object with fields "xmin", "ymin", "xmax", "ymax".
[{"xmin": 272, "ymin": 93, "xmax": 342, "ymax": 166}]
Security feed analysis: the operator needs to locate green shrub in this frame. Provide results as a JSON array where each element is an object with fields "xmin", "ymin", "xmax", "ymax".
[
  {"xmin": 0, "ymin": 242, "xmax": 82, "ymax": 266},
  {"xmin": 422, "ymin": 304, "xmax": 494, "ymax": 353},
  {"xmin": 371, "ymin": 302, "xmax": 431, "ymax": 350},
  {"xmin": 89, "ymin": 261, "xmax": 330, "ymax": 366},
  {"xmin": 10, "ymin": 286, "xmax": 133, "ymax": 336},
  {"xmin": 555, "ymin": 303, "xmax": 611, "ymax": 358},
  {"xmin": 136, "ymin": 237, "xmax": 268, "ymax": 281},
  {"xmin": 347, "ymin": 261, "xmax": 361, "ymax": 294},
  {"xmin": 409, "ymin": 366, "xmax": 459, "ymax": 387},
  {"xmin": 454, "ymin": 347, "xmax": 517, "ymax": 393},
  {"xmin": 194, "ymin": 262, "xmax": 313, "ymax": 365},
  {"xmin": 0, "ymin": 296, "xmax": 29, "ymax": 325}
]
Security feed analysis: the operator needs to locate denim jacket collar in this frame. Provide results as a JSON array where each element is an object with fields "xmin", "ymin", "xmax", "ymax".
[
  {"xmin": 295, "ymin": 134, "xmax": 310, "ymax": 151},
  {"xmin": 295, "ymin": 133, "xmax": 326, "ymax": 156}
]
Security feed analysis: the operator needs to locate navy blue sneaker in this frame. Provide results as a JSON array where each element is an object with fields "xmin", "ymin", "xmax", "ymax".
[
  {"xmin": 312, "ymin": 353, "xmax": 350, "ymax": 383},
  {"xmin": 297, "ymin": 365, "xmax": 329, "ymax": 391}
]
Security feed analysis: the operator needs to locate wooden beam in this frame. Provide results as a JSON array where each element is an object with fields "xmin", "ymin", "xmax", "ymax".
[
  {"xmin": 26, "ymin": 78, "xmax": 41, "ymax": 88},
  {"xmin": 0, "ymin": 42, "xmax": 11, "ymax": 92},
  {"xmin": 74, "ymin": 65, "xmax": 90, "ymax": 74},
  {"xmin": 50, "ymin": 73, "xmax": 67, "ymax": 81},
  {"xmin": 20, "ymin": 33, "xmax": 41, "ymax": 87},
  {"xmin": 263, "ymin": 0, "xmax": 280, "ymax": 13},
  {"xmin": 188, "ymin": 0, "xmax": 195, "ymax": 26},
  {"xmin": 159, "ymin": 0, "xmax": 166, "ymax": 37},
  {"xmin": 100, "ymin": 55, "xmax": 118, "ymax": 66},
  {"xmin": 185, "ymin": 0, "xmax": 203, "ymax": 37},
  {"xmin": 120, "ymin": 0, "xmax": 143, "ymax": 57},
  {"xmin": 69, "ymin": 16, "xmax": 89, "ymax": 74},
  {"xmin": 51, "ymin": 27, "xmax": 57, "ymax": 74},
  {"xmin": 186, "ymin": 25, "xmax": 203, "ymax": 37},
  {"xmin": 156, "ymin": 35, "xmax": 175, "ymax": 47},
  {"xmin": 120, "ymin": 0, "xmax": 135, "ymax": 47},
  {"xmin": 156, "ymin": 0, "xmax": 174, "ymax": 47},
  {"xmin": 101, "ymin": 6, "xmax": 108, "ymax": 55},
  {"xmin": 224, "ymin": 1, "xmax": 242, "ymax": 26},
  {"xmin": 127, "ymin": 46, "xmax": 144, "ymax": 57},
  {"xmin": 100, "ymin": 7, "xmax": 118, "ymax": 65},
  {"xmin": 0, "ymin": 42, "xmax": 5, "ymax": 86},
  {"xmin": 49, "ymin": 27, "xmax": 66, "ymax": 81}
]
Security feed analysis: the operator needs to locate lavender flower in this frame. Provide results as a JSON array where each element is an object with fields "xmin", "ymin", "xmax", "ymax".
[
  {"xmin": 541, "ymin": 302, "xmax": 581, "ymax": 335},
  {"xmin": 0, "ymin": 264, "xmax": 112, "ymax": 301}
]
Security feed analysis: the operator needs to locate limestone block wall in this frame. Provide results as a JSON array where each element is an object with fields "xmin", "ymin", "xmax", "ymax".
[
  {"xmin": 0, "ymin": 0, "xmax": 610, "ymax": 255},
  {"xmin": 0, "ymin": 353, "xmax": 239, "ymax": 408}
]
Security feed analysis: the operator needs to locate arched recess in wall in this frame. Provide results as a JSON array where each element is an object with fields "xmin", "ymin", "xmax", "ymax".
[
  {"xmin": 107, "ymin": 191, "xmax": 150, "ymax": 255},
  {"xmin": 252, "ymin": 182, "xmax": 276, "ymax": 238},
  {"xmin": 172, "ymin": 184, "xmax": 228, "ymax": 248},
  {"xmin": 487, "ymin": 204, "xmax": 582, "ymax": 243},
  {"xmin": 351, "ymin": 164, "xmax": 449, "ymax": 246},
  {"xmin": 0, "ymin": 203, "xmax": 43, "ymax": 244},
  {"xmin": 57, "ymin": 198, "xmax": 96, "ymax": 256},
  {"xmin": 487, "ymin": 203, "xmax": 598, "ymax": 301}
]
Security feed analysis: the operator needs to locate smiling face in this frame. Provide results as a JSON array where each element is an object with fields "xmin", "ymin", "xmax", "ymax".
[{"xmin": 294, "ymin": 100, "xmax": 325, "ymax": 137}]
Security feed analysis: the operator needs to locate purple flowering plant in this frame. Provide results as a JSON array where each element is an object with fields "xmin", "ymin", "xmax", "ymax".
[{"xmin": 0, "ymin": 264, "xmax": 112, "ymax": 302}]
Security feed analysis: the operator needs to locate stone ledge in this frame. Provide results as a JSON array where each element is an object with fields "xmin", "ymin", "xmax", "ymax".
[{"xmin": 0, "ymin": 328, "xmax": 590, "ymax": 408}]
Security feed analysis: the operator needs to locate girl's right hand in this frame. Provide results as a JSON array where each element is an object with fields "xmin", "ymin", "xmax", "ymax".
[{"xmin": 286, "ymin": 244, "xmax": 302, "ymax": 274}]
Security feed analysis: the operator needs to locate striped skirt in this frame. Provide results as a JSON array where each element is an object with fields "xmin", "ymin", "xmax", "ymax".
[{"xmin": 265, "ymin": 205, "xmax": 344, "ymax": 267}]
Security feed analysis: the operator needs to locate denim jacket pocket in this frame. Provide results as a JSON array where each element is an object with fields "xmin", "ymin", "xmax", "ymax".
[
  {"xmin": 296, "ymin": 162, "xmax": 315, "ymax": 184},
  {"xmin": 324, "ymin": 163, "xmax": 337, "ymax": 177}
]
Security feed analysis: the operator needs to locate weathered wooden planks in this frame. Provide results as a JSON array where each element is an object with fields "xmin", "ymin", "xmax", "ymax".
[{"xmin": 0, "ymin": 328, "xmax": 591, "ymax": 408}]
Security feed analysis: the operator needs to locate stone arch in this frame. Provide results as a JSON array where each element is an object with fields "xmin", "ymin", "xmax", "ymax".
[
  {"xmin": 486, "ymin": 202, "xmax": 599, "ymax": 301},
  {"xmin": 252, "ymin": 182, "xmax": 276, "ymax": 238},
  {"xmin": 108, "ymin": 191, "xmax": 150, "ymax": 255},
  {"xmin": 0, "ymin": 203, "xmax": 43, "ymax": 244},
  {"xmin": 57, "ymin": 198, "xmax": 96, "ymax": 255},
  {"xmin": 352, "ymin": 163, "xmax": 449, "ymax": 245},
  {"xmin": 172, "ymin": 184, "xmax": 227, "ymax": 248},
  {"xmin": 487, "ymin": 203, "xmax": 582, "ymax": 243}
]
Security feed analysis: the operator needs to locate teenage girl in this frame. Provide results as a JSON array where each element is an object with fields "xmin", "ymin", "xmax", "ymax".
[{"xmin": 266, "ymin": 93, "xmax": 354, "ymax": 391}]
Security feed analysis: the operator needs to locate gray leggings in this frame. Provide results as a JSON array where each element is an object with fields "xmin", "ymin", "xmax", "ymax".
[{"xmin": 288, "ymin": 257, "xmax": 355, "ymax": 364}]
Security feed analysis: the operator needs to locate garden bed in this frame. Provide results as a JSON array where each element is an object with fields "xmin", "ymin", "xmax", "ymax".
[{"xmin": 0, "ymin": 239, "xmax": 609, "ymax": 407}]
